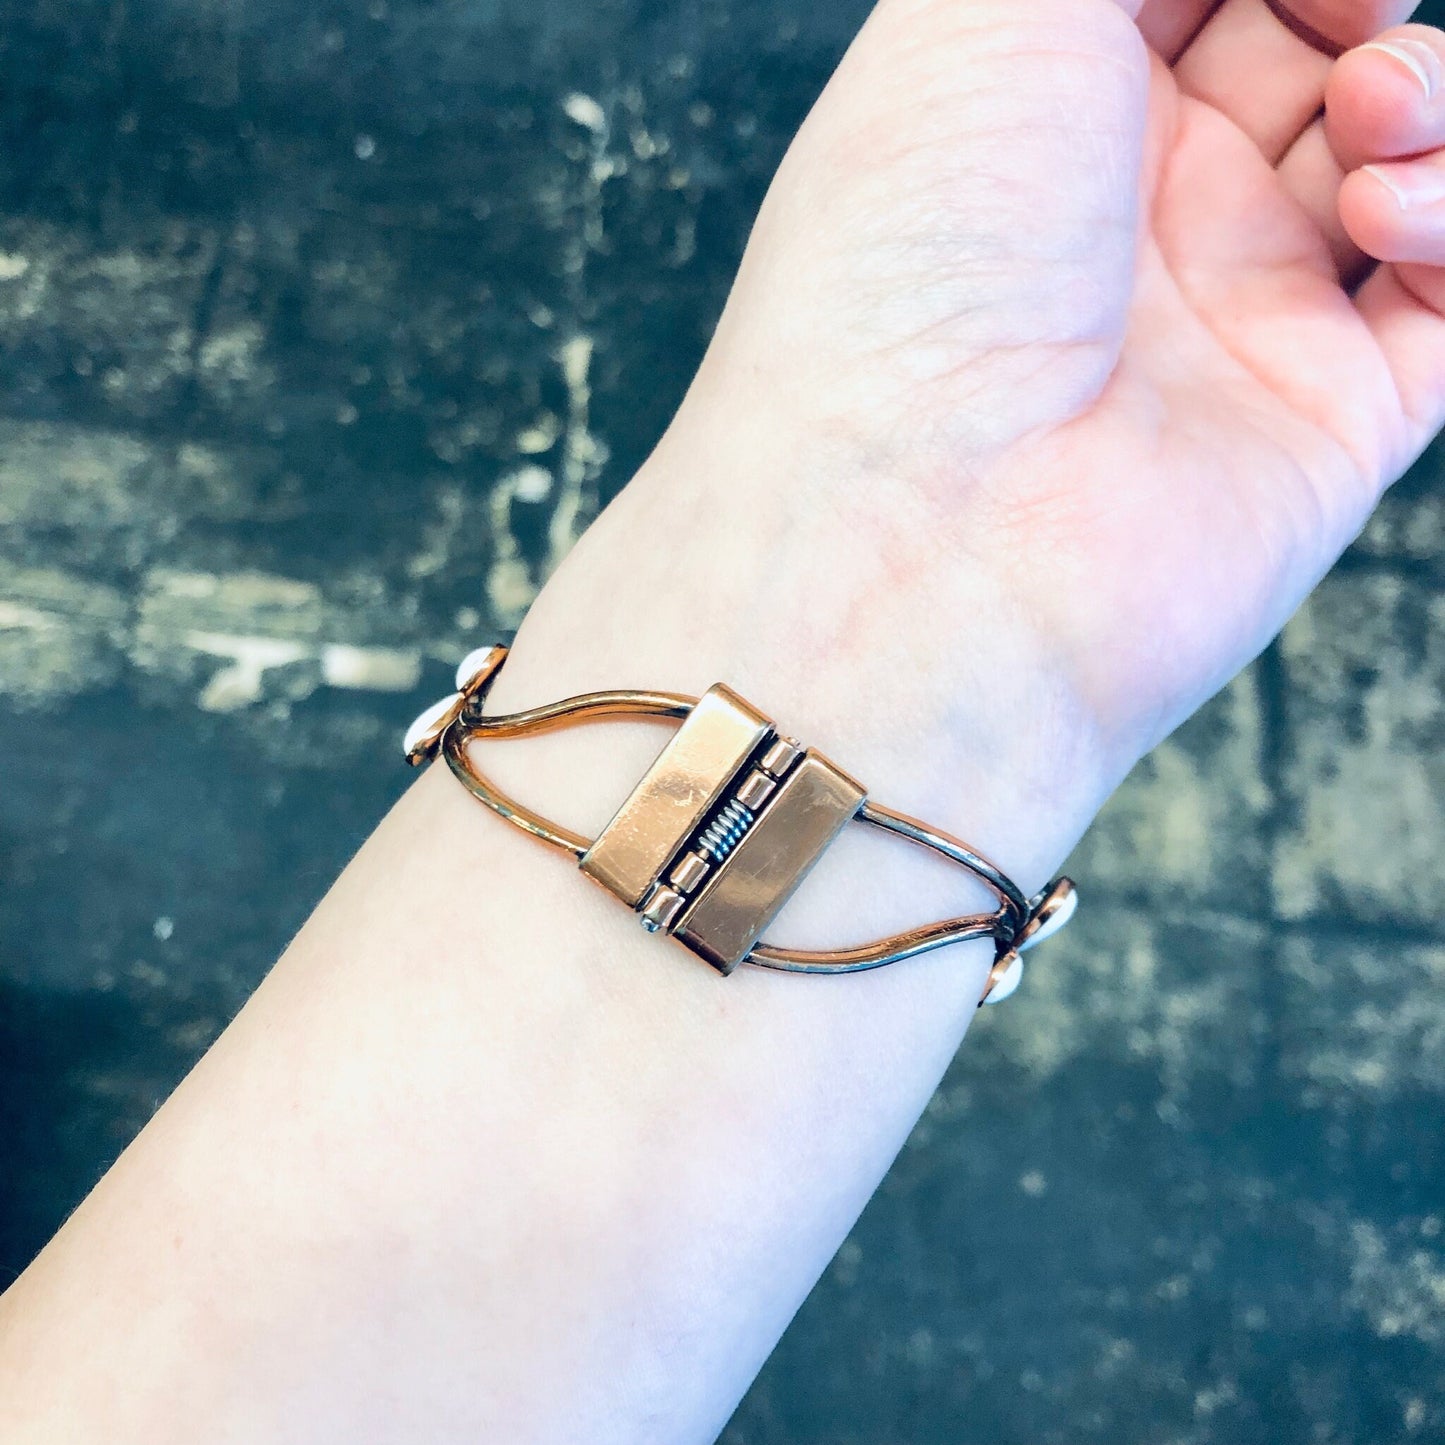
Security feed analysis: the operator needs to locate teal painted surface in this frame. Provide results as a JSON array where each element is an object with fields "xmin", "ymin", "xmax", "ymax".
[{"xmin": 1, "ymin": 3, "xmax": 1443, "ymax": 1439}]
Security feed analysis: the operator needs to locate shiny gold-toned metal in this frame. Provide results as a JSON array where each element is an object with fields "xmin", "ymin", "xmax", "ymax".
[
  {"xmin": 459, "ymin": 686, "xmax": 695, "ymax": 737},
  {"xmin": 640, "ymin": 885, "xmax": 687, "ymax": 934},
  {"xmin": 455, "ymin": 643, "xmax": 510, "ymax": 697},
  {"xmin": 668, "ymin": 850, "xmax": 710, "ymax": 896},
  {"xmin": 441, "ymin": 676, "xmax": 695, "ymax": 860},
  {"xmin": 759, "ymin": 736, "xmax": 801, "ymax": 777},
  {"xmin": 675, "ymin": 752, "xmax": 866, "ymax": 975},
  {"xmin": 406, "ymin": 694, "xmax": 468, "ymax": 768},
  {"xmin": 1015, "ymin": 878, "xmax": 1077, "ymax": 951},
  {"xmin": 746, "ymin": 803, "xmax": 1032, "ymax": 979},
  {"xmin": 580, "ymin": 685, "xmax": 772, "ymax": 907},
  {"xmin": 734, "ymin": 768, "xmax": 777, "ymax": 812},
  {"xmin": 980, "ymin": 949, "xmax": 1021, "ymax": 1005},
  {"xmin": 405, "ymin": 644, "xmax": 511, "ymax": 768},
  {"xmin": 418, "ymin": 646, "xmax": 1075, "ymax": 998}
]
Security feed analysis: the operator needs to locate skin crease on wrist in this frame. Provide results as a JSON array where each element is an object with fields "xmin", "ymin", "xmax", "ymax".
[{"xmin": 7, "ymin": 1, "xmax": 1445, "ymax": 1442}]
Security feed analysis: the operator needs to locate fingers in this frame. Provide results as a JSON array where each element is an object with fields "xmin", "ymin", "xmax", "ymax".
[
  {"xmin": 1355, "ymin": 260, "xmax": 1445, "ymax": 461},
  {"xmin": 1334, "ymin": 29, "xmax": 1445, "ymax": 451},
  {"xmin": 1335, "ymin": 27, "xmax": 1445, "ymax": 268},
  {"xmin": 1173, "ymin": 1, "xmax": 1416, "ymax": 164},
  {"xmin": 1341, "ymin": 154, "xmax": 1445, "ymax": 264},
  {"xmin": 1276, "ymin": 121, "xmax": 1365, "ymax": 278},
  {"xmin": 1325, "ymin": 23, "xmax": 1445, "ymax": 170},
  {"xmin": 1278, "ymin": 24, "xmax": 1445, "ymax": 281},
  {"xmin": 1137, "ymin": 0, "xmax": 1219, "ymax": 60}
]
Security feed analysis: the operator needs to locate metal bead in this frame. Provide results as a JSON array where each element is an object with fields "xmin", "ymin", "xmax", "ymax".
[
  {"xmin": 734, "ymin": 768, "xmax": 777, "ymax": 811},
  {"xmin": 982, "ymin": 953, "xmax": 1024, "ymax": 1004},
  {"xmin": 454, "ymin": 644, "xmax": 508, "ymax": 699},
  {"xmin": 403, "ymin": 693, "xmax": 463, "ymax": 766},
  {"xmin": 639, "ymin": 885, "xmax": 686, "ymax": 934},
  {"xmin": 1019, "ymin": 881, "xmax": 1078, "ymax": 951},
  {"xmin": 759, "ymin": 736, "xmax": 802, "ymax": 778},
  {"xmin": 668, "ymin": 851, "xmax": 710, "ymax": 895}
]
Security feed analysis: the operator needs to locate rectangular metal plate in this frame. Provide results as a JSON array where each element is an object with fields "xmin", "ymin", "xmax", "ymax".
[
  {"xmin": 580, "ymin": 685, "xmax": 772, "ymax": 907},
  {"xmin": 675, "ymin": 752, "xmax": 865, "ymax": 974}
]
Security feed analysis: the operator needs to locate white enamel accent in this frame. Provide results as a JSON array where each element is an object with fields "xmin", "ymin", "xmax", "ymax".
[
  {"xmin": 1019, "ymin": 885, "xmax": 1078, "ymax": 951},
  {"xmin": 455, "ymin": 644, "xmax": 505, "ymax": 696},
  {"xmin": 983, "ymin": 954, "xmax": 1024, "ymax": 1005},
  {"xmin": 403, "ymin": 693, "xmax": 461, "ymax": 759}
]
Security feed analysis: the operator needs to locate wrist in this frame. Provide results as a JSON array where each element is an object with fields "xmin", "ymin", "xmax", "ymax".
[{"xmin": 483, "ymin": 409, "xmax": 1122, "ymax": 927}]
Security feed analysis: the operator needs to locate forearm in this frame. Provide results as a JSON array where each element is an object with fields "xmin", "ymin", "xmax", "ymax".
[
  {"xmin": 14, "ymin": 0, "xmax": 1433, "ymax": 1425},
  {"xmin": 0, "ymin": 406, "xmax": 1115, "ymax": 1442}
]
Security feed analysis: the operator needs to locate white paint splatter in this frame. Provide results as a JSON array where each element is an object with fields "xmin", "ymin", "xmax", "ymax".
[
  {"xmin": 186, "ymin": 631, "xmax": 310, "ymax": 711},
  {"xmin": 320, "ymin": 644, "xmax": 421, "ymax": 692},
  {"xmin": 1347, "ymin": 1220, "xmax": 1445, "ymax": 1344},
  {"xmin": 562, "ymin": 93, "xmax": 606, "ymax": 133}
]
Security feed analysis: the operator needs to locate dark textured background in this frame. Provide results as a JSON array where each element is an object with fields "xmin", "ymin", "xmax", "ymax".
[{"xmin": 2, "ymin": 2, "xmax": 1444, "ymax": 1440}]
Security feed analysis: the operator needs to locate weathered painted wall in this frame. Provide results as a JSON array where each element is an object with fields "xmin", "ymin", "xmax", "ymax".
[{"xmin": 1, "ymin": 3, "xmax": 1442, "ymax": 1440}]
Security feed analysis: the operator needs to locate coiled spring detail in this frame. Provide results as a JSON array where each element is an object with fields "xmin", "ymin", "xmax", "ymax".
[{"xmin": 697, "ymin": 799, "xmax": 754, "ymax": 862}]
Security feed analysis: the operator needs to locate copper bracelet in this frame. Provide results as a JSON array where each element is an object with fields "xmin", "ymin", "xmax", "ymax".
[{"xmin": 402, "ymin": 645, "xmax": 1076, "ymax": 1006}]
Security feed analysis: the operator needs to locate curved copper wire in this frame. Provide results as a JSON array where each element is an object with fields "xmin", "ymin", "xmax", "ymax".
[
  {"xmin": 745, "ymin": 801, "xmax": 1026, "ymax": 975},
  {"xmin": 748, "ymin": 918, "xmax": 1001, "ymax": 973},
  {"xmin": 443, "ymin": 686, "xmax": 695, "ymax": 859},
  {"xmin": 443, "ymin": 729, "xmax": 590, "ymax": 858},
  {"xmin": 437, "ymin": 672, "xmax": 1046, "ymax": 978},
  {"xmin": 459, "ymin": 688, "xmax": 694, "ymax": 736},
  {"xmin": 862, "ymin": 801, "xmax": 1028, "ymax": 918}
]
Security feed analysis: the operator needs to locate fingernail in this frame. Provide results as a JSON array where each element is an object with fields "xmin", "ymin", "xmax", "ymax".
[
  {"xmin": 1360, "ymin": 39, "xmax": 1443, "ymax": 101},
  {"xmin": 1364, "ymin": 161, "xmax": 1445, "ymax": 210}
]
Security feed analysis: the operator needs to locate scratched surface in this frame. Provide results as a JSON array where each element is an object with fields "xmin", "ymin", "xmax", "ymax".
[{"xmin": 2, "ymin": 3, "xmax": 1444, "ymax": 1441}]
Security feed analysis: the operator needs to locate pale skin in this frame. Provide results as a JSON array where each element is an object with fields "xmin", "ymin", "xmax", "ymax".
[{"xmin": 4, "ymin": 0, "xmax": 1445, "ymax": 1439}]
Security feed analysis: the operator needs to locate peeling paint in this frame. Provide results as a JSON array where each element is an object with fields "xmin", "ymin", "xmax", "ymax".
[
  {"xmin": 1347, "ymin": 1220, "xmax": 1445, "ymax": 1345},
  {"xmin": 3, "ymin": 7, "xmax": 1444, "ymax": 1435}
]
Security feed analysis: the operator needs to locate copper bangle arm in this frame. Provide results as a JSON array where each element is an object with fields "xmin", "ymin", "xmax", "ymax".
[{"xmin": 403, "ymin": 645, "xmax": 1076, "ymax": 1006}]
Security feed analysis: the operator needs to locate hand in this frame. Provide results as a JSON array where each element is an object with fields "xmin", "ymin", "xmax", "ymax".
[
  {"xmin": 20, "ymin": 11, "xmax": 1439, "ymax": 1439},
  {"xmin": 498, "ymin": 0, "xmax": 1445, "ymax": 889}
]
